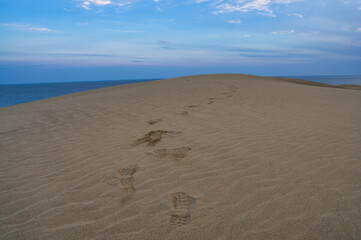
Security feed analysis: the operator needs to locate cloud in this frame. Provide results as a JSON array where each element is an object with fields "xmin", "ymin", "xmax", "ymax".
[
  {"xmin": 77, "ymin": 22, "xmax": 89, "ymax": 26},
  {"xmin": 81, "ymin": 0, "xmax": 112, "ymax": 9},
  {"xmin": 271, "ymin": 29, "xmax": 295, "ymax": 34},
  {"xmin": 80, "ymin": 0, "xmax": 132, "ymax": 10},
  {"xmin": 48, "ymin": 52, "xmax": 152, "ymax": 59},
  {"xmin": 204, "ymin": 0, "xmax": 304, "ymax": 16},
  {"xmin": 227, "ymin": 19, "xmax": 242, "ymax": 24},
  {"xmin": 158, "ymin": 40, "xmax": 172, "ymax": 44},
  {"xmin": 2, "ymin": 23, "xmax": 54, "ymax": 32},
  {"xmin": 49, "ymin": 52, "xmax": 118, "ymax": 57},
  {"xmin": 108, "ymin": 29, "xmax": 144, "ymax": 33},
  {"xmin": 356, "ymin": 28, "xmax": 361, "ymax": 32}
]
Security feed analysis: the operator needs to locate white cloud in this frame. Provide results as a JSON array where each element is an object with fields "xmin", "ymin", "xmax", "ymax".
[
  {"xmin": 270, "ymin": 29, "xmax": 296, "ymax": 34},
  {"xmin": 227, "ymin": 19, "xmax": 242, "ymax": 24},
  {"xmin": 273, "ymin": 0, "xmax": 302, "ymax": 3},
  {"xmin": 3, "ymin": 23, "xmax": 54, "ymax": 32},
  {"xmin": 81, "ymin": 1, "xmax": 91, "ymax": 9},
  {"xmin": 80, "ymin": 0, "xmax": 132, "ymax": 10},
  {"xmin": 89, "ymin": 0, "xmax": 112, "ymax": 5},
  {"xmin": 356, "ymin": 27, "xmax": 361, "ymax": 32},
  {"xmin": 207, "ymin": 0, "xmax": 304, "ymax": 16},
  {"xmin": 107, "ymin": 29, "xmax": 144, "ymax": 33},
  {"xmin": 77, "ymin": 22, "xmax": 89, "ymax": 26},
  {"xmin": 195, "ymin": 0, "xmax": 212, "ymax": 3}
]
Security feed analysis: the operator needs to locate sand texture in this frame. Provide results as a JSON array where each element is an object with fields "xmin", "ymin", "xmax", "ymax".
[{"xmin": 1, "ymin": 74, "xmax": 361, "ymax": 240}]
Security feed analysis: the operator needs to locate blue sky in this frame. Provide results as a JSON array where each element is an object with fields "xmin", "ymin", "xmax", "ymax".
[{"xmin": 0, "ymin": 0, "xmax": 360, "ymax": 83}]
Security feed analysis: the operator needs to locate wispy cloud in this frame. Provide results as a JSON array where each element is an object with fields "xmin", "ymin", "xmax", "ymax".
[
  {"xmin": 271, "ymin": 29, "xmax": 295, "ymax": 34},
  {"xmin": 77, "ymin": 22, "xmax": 89, "ymax": 26},
  {"xmin": 227, "ymin": 19, "xmax": 242, "ymax": 24},
  {"xmin": 293, "ymin": 13, "xmax": 303, "ymax": 18},
  {"xmin": 107, "ymin": 29, "xmax": 144, "ymax": 33},
  {"xmin": 2, "ymin": 23, "xmax": 55, "ymax": 32},
  {"xmin": 81, "ymin": 0, "xmax": 112, "ymax": 9},
  {"xmin": 196, "ymin": 0, "xmax": 304, "ymax": 16},
  {"xmin": 80, "ymin": 0, "xmax": 133, "ymax": 10},
  {"xmin": 49, "ymin": 52, "xmax": 118, "ymax": 57}
]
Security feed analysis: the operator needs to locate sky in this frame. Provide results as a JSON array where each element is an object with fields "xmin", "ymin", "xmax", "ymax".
[{"xmin": 0, "ymin": 0, "xmax": 360, "ymax": 84}]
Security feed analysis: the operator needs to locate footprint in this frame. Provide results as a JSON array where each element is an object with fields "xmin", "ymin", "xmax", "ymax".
[
  {"xmin": 228, "ymin": 86, "xmax": 238, "ymax": 93},
  {"xmin": 104, "ymin": 164, "xmax": 138, "ymax": 188},
  {"xmin": 180, "ymin": 111, "xmax": 188, "ymax": 116},
  {"xmin": 222, "ymin": 93, "xmax": 232, "ymax": 98},
  {"xmin": 133, "ymin": 130, "xmax": 182, "ymax": 147},
  {"xmin": 116, "ymin": 165, "xmax": 138, "ymax": 204},
  {"xmin": 150, "ymin": 147, "xmax": 192, "ymax": 160},
  {"xmin": 168, "ymin": 192, "xmax": 196, "ymax": 210},
  {"xmin": 169, "ymin": 214, "xmax": 191, "ymax": 226},
  {"xmin": 167, "ymin": 192, "xmax": 196, "ymax": 226},
  {"xmin": 188, "ymin": 105, "xmax": 198, "ymax": 108},
  {"xmin": 116, "ymin": 164, "xmax": 139, "ymax": 177},
  {"xmin": 147, "ymin": 119, "xmax": 162, "ymax": 125},
  {"xmin": 118, "ymin": 176, "xmax": 135, "ymax": 188},
  {"xmin": 208, "ymin": 101, "xmax": 214, "ymax": 104},
  {"xmin": 104, "ymin": 164, "xmax": 138, "ymax": 206}
]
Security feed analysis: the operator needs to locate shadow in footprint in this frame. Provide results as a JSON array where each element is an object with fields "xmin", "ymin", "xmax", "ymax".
[
  {"xmin": 133, "ymin": 130, "xmax": 182, "ymax": 147},
  {"xmin": 188, "ymin": 105, "xmax": 198, "ymax": 108},
  {"xmin": 149, "ymin": 147, "xmax": 191, "ymax": 160},
  {"xmin": 180, "ymin": 111, "xmax": 189, "ymax": 116},
  {"xmin": 147, "ymin": 119, "xmax": 162, "ymax": 125},
  {"xmin": 167, "ymin": 192, "xmax": 196, "ymax": 226}
]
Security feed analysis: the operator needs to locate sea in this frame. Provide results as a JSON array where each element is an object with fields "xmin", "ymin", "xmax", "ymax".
[
  {"xmin": 0, "ymin": 79, "xmax": 159, "ymax": 107},
  {"xmin": 0, "ymin": 76, "xmax": 360, "ymax": 107}
]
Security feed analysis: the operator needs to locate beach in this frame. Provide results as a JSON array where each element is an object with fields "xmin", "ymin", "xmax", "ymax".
[{"xmin": 1, "ymin": 74, "xmax": 360, "ymax": 239}]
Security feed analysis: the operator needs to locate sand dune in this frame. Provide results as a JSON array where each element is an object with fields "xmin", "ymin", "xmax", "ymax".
[{"xmin": 1, "ymin": 74, "xmax": 361, "ymax": 239}]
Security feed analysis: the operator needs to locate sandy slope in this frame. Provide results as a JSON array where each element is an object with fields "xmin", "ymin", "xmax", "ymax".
[{"xmin": 0, "ymin": 74, "xmax": 360, "ymax": 240}]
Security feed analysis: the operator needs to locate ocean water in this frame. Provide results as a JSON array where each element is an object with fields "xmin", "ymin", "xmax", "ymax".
[
  {"xmin": 0, "ymin": 79, "xmax": 158, "ymax": 107},
  {"xmin": 286, "ymin": 75, "xmax": 361, "ymax": 86},
  {"xmin": 1, "ymin": 76, "xmax": 360, "ymax": 107}
]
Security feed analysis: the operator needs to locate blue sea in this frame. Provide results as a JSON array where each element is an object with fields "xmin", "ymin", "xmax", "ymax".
[
  {"xmin": 285, "ymin": 75, "xmax": 361, "ymax": 86},
  {"xmin": 0, "ymin": 76, "xmax": 360, "ymax": 107},
  {"xmin": 0, "ymin": 79, "xmax": 159, "ymax": 107}
]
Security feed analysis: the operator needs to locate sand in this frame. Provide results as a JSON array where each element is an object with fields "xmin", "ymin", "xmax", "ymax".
[{"xmin": 0, "ymin": 74, "xmax": 360, "ymax": 240}]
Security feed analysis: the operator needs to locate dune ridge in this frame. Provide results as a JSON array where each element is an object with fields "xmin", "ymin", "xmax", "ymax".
[{"xmin": 1, "ymin": 74, "xmax": 361, "ymax": 240}]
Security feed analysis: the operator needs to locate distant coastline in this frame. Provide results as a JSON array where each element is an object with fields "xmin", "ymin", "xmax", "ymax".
[
  {"xmin": 284, "ymin": 75, "xmax": 361, "ymax": 86},
  {"xmin": 1, "ymin": 75, "xmax": 360, "ymax": 107}
]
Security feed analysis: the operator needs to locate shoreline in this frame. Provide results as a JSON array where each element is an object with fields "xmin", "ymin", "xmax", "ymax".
[{"xmin": 1, "ymin": 74, "xmax": 360, "ymax": 108}]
